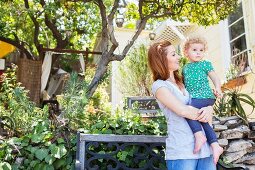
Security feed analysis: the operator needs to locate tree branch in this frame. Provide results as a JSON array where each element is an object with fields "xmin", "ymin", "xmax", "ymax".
[
  {"xmin": 24, "ymin": 0, "xmax": 41, "ymax": 57},
  {"xmin": 66, "ymin": 0, "xmax": 93, "ymax": 2},
  {"xmin": 86, "ymin": 57, "xmax": 109, "ymax": 98},
  {"xmin": 40, "ymin": 0, "xmax": 68, "ymax": 48},
  {"xmin": 95, "ymin": 0, "xmax": 109, "ymax": 54},
  {"xmin": 107, "ymin": 0, "xmax": 119, "ymax": 48}
]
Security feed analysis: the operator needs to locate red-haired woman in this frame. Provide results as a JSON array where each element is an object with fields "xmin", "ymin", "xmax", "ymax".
[{"xmin": 148, "ymin": 40, "xmax": 216, "ymax": 170}]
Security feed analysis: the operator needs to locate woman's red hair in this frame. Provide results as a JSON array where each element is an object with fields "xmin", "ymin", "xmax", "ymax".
[{"xmin": 148, "ymin": 40, "xmax": 183, "ymax": 88}]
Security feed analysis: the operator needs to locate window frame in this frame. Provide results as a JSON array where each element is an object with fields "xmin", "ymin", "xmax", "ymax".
[{"xmin": 227, "ymin": 1, "xmax": 251, "ymax": 76}]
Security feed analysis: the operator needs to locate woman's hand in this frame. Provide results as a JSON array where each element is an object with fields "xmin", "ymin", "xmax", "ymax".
[{"xmin": 197, "ymin": 106, "xmax": 213, "ymax": 123}]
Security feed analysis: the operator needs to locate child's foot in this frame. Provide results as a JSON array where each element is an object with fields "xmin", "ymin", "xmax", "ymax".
[
  {"xmin": 211, "ymin": 143, "xmax": 224, "ymax": 164},
  {"xmin": 193, "ymin": 132, "xmax": 207, "ymax": 154}
]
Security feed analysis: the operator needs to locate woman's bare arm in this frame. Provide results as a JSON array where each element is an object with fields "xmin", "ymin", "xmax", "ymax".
[
  {"xmin": 155, "ymin": 86, "xmax": 199, "ymax": 120},
  {"xmin": 155, "ymin": 86, "xmax": 213, "ymax": 122}
]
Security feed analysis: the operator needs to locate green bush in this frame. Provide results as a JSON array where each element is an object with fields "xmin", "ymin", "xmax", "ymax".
[
  {"xmin": 118, "ymin": 44, "xmax": 153, "ymax": 96},
  {"xmin": 0, "ymin": 65, "xmax": 48, "ymax": 135},
  {"xmin": 0, "ymin": 69, "xmax": 167, "ymax": 169},
  {"xmin": 0, "ymin": 119, "xmax": 76, "ymax": 170}
]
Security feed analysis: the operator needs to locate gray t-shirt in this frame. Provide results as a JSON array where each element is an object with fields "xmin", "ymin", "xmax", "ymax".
[{"xmin": 152, "ymin": 79, "xmax": 212, "ymax": 160}]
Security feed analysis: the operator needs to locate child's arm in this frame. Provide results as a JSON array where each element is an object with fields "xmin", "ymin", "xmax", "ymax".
[{"xmin": 208, "ymin": 71, "xmax": 223, "ymax": 98}]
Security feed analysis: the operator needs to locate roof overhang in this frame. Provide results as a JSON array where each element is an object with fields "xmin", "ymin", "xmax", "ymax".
[{"xmin": 153, "ymin": 19, "xmax": 195, "ymax": 44}]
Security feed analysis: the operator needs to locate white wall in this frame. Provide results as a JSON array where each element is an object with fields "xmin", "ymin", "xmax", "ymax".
[
  {"xmin": 187, "ymin": 0, "xmax": 255, "ymax": 119},
  {"xmin": 111, "ymin": 28, "xmax": 151, "ymax": 109},
  {"xmin": 187, "ymin": 24, "xmax": 228, "ymax": 81}
]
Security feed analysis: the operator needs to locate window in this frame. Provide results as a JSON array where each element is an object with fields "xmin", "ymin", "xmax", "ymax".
[{"xmin": 228, "ymin": 2, "xmax": 250, "ymax": 74}]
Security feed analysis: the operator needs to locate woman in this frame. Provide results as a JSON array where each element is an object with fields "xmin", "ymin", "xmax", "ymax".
[{"xmin": 148, "ymin": 40, "xmax": 216, "ymax": 170}]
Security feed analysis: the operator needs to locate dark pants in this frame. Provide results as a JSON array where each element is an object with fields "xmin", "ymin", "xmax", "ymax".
[{"xmin": 186, "ymin": 98, "xmax": 217, "ymax": 145}]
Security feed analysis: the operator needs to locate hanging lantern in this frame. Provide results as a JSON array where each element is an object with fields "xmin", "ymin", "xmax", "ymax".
[
  {"xmin": 149, "ymin": 32, "xmax": 156, "ymax": 40},
  {"xmin": 116, "ymin": 16, "xmax": 124, "ymax": 28}
]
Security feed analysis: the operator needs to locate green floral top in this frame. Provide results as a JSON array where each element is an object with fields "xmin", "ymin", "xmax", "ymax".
[{"xmin": 183, "ymin": 60, "xmax": 215, "ymax": 99}]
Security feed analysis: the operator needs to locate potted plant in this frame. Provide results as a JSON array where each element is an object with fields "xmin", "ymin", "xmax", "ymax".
[
  {"xmin": 214, "ymin": 88, "xmax": 255, "ymax": 125},
  {"xmin": 222, "ymin": 65, "xmax": 247, "ymax": 90}
]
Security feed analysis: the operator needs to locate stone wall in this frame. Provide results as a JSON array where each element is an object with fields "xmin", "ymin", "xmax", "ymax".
[{"xmin": 213, "ymin": 116, "xmax": 255, "ymax": 169}]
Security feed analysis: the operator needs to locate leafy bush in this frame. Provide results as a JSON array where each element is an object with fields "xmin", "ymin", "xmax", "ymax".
[
  {"xmin": 117, "ymin": 44, "xmax": 153, "ymax": 96},
  {"xmin": 86, "ymin": 109, "xmax": 166, "ymax": 136},
  {"xmin": 0, "ymin": 68, "xmax": 167, "ymax": 169},
  {"xmin": 0, "ymin": 65, "xmax": 48, "ymax": 135},
  {"xmin": 0, "ymin": 119, "xmax": 76, "ymax": 170}
]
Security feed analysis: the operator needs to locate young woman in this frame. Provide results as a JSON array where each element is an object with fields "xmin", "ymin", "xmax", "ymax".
[{"xmin": 148, "ymin": 40, "xmax": 216, "ymax": 170}]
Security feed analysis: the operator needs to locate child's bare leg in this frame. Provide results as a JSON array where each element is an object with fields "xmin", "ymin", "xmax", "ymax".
[
  {"xmin": 211, "ymin": 142, "xmax": 223, "ymax": 164},
  {"xmin": 194, "ymin": 131, "xmax": 207, "ymax": 154}
]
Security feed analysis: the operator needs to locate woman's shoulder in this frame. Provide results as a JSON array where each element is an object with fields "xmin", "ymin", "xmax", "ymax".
[
  {"xmin": 152, "ymin": 79, "xmax": 174, "ymax": 96},
  {"xmin": 152, "ymin": 79, "xmax": 166, "ymax": 85},
  {"xmin": 152, "ymin": 79, "xmax": 167, "ymax": 90}
]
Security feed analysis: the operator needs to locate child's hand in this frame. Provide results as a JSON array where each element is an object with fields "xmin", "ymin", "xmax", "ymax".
[{"xmin": 213, "ymin": 88, "xmax": 223, "ymax": 98}]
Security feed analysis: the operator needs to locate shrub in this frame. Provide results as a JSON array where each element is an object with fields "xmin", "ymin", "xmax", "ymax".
[{"xmin": 0, "ymin": 65, "xmax": 48, "ymax": 135}]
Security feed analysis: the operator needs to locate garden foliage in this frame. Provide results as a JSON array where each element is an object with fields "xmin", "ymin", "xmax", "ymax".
[
  {"xmin": 0, "ymin": 70, "xmax": 167, "ymax": 169},
  {"xmin": 118, "ymin": 44, "xmax": 153, "ymax": 96}
]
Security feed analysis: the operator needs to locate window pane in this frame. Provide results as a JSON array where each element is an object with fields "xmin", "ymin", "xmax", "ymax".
[
  {"xmin": 230, "ymin": 35, "xmax": 247, "ymax": 56},
  {"xmin": 231, "ymin": 51, "xmax": 250, "ymax": 73},
  {"xmin": 229, "ymin": 19, "xmax": 245, "ymax": 41},
  {"xmin": 228, "ymin": 3, "xmax": 243, "ymax": 25}
]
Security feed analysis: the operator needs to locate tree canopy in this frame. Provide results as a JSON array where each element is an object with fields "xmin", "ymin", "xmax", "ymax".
[{"xmin": 0, "ymin": 0, "xmax": 238, "ymax": 97}]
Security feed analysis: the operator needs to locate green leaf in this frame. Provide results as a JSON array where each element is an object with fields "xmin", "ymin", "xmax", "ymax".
[
  {"xmin": 138, "ymin": 126, "xmax": 145, "ymax": 132},
  {"xmin": 31, "ymin": 134, "xmax": 44, "ymax": 143},
  {"xmin": 50, "ymin": 145, "xmax": 67, "ymax": 159},
  {"xmin": 53, "ymin": 158, "xmax": 66, "ymax": 169},
  {"xmin": 45, "ymin": 154, "xmax": 56, "ymax": 165},
  {"xmin": 239, "ymin": 98, "xmax": 255, "ymax": 106},
  {"xmin": 44, "ymin": 165, "xmax": 54, "ymax": 170},
  {"xmin": 30, "ymin": 160, "xmax": 40, "ymax": 168},
  {"xmin": 118, "ymin": 151, "xmax": 129, "ymax": 161},
  {"xmin": 0, "ymin": 162, "xmax": 11, "ymax": 170},
  {"xmin": 238, "ymin": 94, "xmax": 255, "ymax": 104},
  {"xmin": 35, "ymin": 148, "xmax": 49, "ymax": 161},
  {"xmin": 57, "ymin": 138, "xmax": 65, "ymax": 144}
]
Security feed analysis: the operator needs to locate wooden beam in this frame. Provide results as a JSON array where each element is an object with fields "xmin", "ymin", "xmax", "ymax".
[{"xmin": 41, "ymin": 48, "xmax": 102, "ymax": 55}]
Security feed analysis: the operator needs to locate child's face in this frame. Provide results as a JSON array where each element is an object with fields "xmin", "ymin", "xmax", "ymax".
[{"xmin": 185, "ymin": 43, "xmax": 205, "ymax": 62}]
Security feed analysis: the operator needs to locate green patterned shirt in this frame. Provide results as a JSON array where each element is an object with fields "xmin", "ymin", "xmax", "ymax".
[{"xmin": 183, "ymin": 60, "xmax": 215, "ymax": 99}]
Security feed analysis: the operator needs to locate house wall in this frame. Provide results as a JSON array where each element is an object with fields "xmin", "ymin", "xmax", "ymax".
[
  {"xmin": 187, "ymin": 24, "xmax": 227, "ymax": 81},
  {"xmin": 109, "ymin": 0, "xmax": 255, "ymax": 115},
  {"xmin": 111, "ymin": 28, "xmax": 151, "ymax": 109},
  {"xmin": 187, "ymin": 0, "xmax": 255, "ymax": 119}
]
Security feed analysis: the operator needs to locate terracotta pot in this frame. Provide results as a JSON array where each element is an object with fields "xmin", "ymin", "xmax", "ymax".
[{"xmin": 222, "ymin": 76, "xmax": 247, "ymax": 90}]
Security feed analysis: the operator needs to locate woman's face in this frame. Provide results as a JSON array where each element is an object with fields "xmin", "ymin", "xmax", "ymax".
[{"xmin": 165, "ymin": 45, "xmax": 180, "ymax": 72}]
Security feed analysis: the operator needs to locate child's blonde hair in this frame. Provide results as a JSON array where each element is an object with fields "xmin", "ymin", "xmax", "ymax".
[{"xmin": 183, "ymin": 36, "xmax": 208, "ymax": 53}]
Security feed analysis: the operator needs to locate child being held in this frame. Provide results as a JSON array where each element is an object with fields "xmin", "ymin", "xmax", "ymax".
[{"xmin": 183, "ymin": 37, "xmax": 223, "ymax": 164}]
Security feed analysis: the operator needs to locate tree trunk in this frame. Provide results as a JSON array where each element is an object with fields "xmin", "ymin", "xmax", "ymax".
[{"xmin": 86, "ymin": 56, "xmax": 109, "ymax": 98}]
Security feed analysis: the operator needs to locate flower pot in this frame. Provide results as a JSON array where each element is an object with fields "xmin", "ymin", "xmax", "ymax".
[{"xmin": 222, "ymin": 75, "xmax": 247, "ymax": 90}]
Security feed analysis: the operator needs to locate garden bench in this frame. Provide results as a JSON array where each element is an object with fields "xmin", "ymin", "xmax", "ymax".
[
  {"xmin": 75, "ymin": 132, "xmax": 247, "ymax": 170},
  {"xmin": 126, "ymin": 97, "xmax": 160, "ymax": 118},
  {"xmin": 75, "ymin": 132, "xmax": 167, "ymax": 170}
]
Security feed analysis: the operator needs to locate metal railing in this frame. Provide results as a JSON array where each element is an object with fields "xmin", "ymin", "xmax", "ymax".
[{"xmin": 75, "ymin": 132, "xmax": 167, "ymax": 170}]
